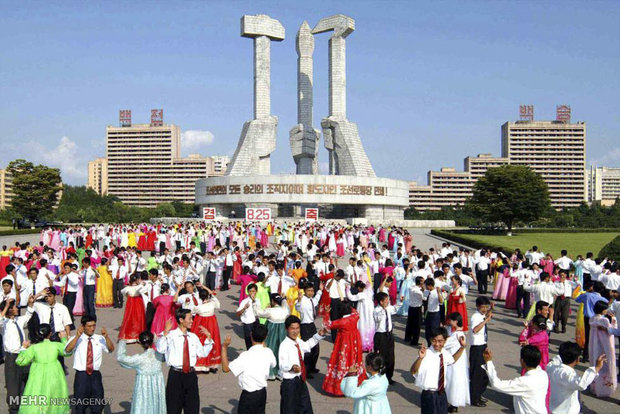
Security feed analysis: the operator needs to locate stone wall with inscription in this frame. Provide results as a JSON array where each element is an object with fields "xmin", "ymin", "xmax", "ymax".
[{"xmin": 195, "ymin": 175, "xmax": 409, "ymax": 214}]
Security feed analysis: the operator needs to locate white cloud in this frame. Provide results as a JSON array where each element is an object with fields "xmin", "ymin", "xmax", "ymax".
[
  {"xmin": 21, "ymin": 136, "xmax": 89, "ymax": 185},
  {"xmin": 592, "ymin": 148, "xmax": 620, "ymax": 167},
  {"xmin": 181, "ymin": 130, "xmax": 215, "ymax": 154},
  {"xmin": 319, "ymin": 161, "xmax": 329, "ymax": 174}
]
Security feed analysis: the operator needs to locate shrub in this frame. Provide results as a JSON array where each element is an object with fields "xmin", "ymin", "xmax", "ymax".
[{"xmin": 598, "ymin": 235, "xmax": 620, "ymax": 260}]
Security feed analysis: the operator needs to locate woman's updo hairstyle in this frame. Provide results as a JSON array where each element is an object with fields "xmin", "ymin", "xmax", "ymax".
[{"xmin": 365, "ymin": 352, "xmax": 386, "ymax": 375}]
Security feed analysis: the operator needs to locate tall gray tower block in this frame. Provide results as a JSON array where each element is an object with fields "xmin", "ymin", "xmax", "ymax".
[
  {"xmin": 289, "ymin": 21, "xmax": 321, "ymax": 175},
  {"xmin": 226, "ymin": 15, "xmax": 285, "ymax": 176},
  {"xmin": 312, "ymin": 15, "xmax": 376, "ymax": 177}
]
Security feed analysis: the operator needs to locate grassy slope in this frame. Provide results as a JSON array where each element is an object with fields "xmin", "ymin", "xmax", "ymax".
[{"xmin": 451, "ymin": 232, "xmax": 620, "ymax": 257}]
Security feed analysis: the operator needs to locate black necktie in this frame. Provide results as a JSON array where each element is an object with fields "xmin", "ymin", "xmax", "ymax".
[
  {"xmin": 384, "ymin": 308, "xmax": 390, "ymax": 332},
  {"xmin": 49, "ymin": 307, "xmax": 56, "ymax": 333},
  {"xmin": 14, "ymin": 320, "xmax": 24, "ymax": 344},
  {"xmin": 32, "ymin": 280, "xmax": 36, "ymax": 295}
]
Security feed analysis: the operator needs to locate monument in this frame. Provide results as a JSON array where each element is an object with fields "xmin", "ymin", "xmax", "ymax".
[{"xmin": 196, "ymin": 14, "xmax": 409, "ymax": 221}]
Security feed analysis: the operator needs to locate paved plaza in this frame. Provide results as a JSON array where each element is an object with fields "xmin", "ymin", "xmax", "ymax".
[{"xmin": 1, "ymin": 230, "xmax": 619, "ymax": 413}]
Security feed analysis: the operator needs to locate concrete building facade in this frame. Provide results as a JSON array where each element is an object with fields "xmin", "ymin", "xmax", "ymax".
[
  {"xmin": 87, "ymin": 157, "xmax": 108, "ymax": 196},
  {"xmin": 588, "ymin": 166, "xmax": 620, "ymax": 206},
  {"xmin": 502, "ymin": 120, "xmax": 586, "ymax": 209},
  {"xmin": 0, "ymin": 169, "xmax": 13, "ymax": 210}
]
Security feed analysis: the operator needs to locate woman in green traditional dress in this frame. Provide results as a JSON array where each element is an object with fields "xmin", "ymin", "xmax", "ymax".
[
  {"xmin": 253, "ymin": 294, "xmax": 290, "ymax": 380},
  {"xmin": 16, "ymin": 324, "xmax": 70, "ymax": 413}
]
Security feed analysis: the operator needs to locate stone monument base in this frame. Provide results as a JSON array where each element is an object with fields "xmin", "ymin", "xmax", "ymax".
[{"xmin": 195, "ymin": 174, "xmax": 409, "ymax": 220}]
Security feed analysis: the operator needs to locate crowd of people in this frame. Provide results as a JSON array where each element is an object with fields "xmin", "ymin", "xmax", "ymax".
[{"xmin": 0, "ymin": 221, "xmax": 618, "ymax": 413}]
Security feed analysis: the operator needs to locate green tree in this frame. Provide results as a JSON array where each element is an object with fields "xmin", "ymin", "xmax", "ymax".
[
  {"xmin": 467, "ymin": 165, "xmax": 551, "ymax": 233},
  {"xmin": 7, "ymin": 159, "xmax": 62, "ymax": 222}
]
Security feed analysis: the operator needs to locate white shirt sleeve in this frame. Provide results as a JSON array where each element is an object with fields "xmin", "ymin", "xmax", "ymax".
[{"xmin": 484, "ymin": 361, "xmax": 534, "ymax": 396}]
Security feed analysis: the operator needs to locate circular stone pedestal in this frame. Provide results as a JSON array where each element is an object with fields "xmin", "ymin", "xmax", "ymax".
[{"xmin": 195, "ymin": 175, "xmax": 409, "ymax": 220}]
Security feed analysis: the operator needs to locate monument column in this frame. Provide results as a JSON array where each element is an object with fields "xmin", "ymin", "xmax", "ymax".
[{"xmin": 226, "ymin": 14, "xmax": 285, "ymax": 176}]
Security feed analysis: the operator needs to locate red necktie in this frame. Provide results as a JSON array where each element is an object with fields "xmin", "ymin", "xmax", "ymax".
[
  {"xmin": 182, "ymin": 335, "xmax": 190, "ymax": 373},
  {"xmin": 116, "ymin": 269, "xmax": 121, "ymax": 280},
  {"xmin": 278, "ymin": 278, "xmax": 282, "ymax": 296},
  {"xmin": 150, "ymin": 285, "xmax": 154, "ymax": 301},
  {"xmin": 295, "ymin": 342, "xmax": 307, "ymax": 381},
  {"xmin": 86, "ymin": 337, "xmax": 94, "ymax": 375},
  {"xmin": 438, "ymin": 353, "xmax": 445, "ymax": 392},
  {"xmin": 192, "ymin": 295, "xmax": 198, "ymax": 306}
]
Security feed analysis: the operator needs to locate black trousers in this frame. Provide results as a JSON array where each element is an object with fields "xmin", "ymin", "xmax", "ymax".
[
  {"xmin": 439, "ymin": 303, "xmax": 446, "ymax": 325},
  {"xmin": 425, "ymin": 311, "xmax": 440, "ymax": 346},
  {"xmin": 175, "ymin": 240, "xmax": 181, "ymax": 251},
  {"xmin": 329, "ymin": 298, "xmax": 344, "ymax": 341},
  {"xmin": 516, "ymin": 286, "xmax": 530, "ymax": 317},
  {"xmin": 113, "ymin": 279, "xmax": 124, "ymax": 308},
  {"xmin": 583, "ymin": 273, "xmax": 592, "ymax": 286},
  {"xmin": 223, "ymin": 266, "xmax": 232, "ymax": 291},
  {"xmin": 159, "ymin": 241, "xmax": 166, "ymax": 253},
  {"xmin": 63, "ymin": 292, "xmax": 76, "ymax": 324},
  {"xmin": 145, "ymin": 302, "xmax": 156, "ymax": 331},
  {"xmin": 83, "ymin": 285, "xmax": 96, "ymax": 319},
  {"xmin": 206, "ymin": 272, "xmax": 216, "ymax": 290},
  {"xmin": 242, "ymin": 321, "xmax": 259, "ymax": 350},
  {"xmin": 300, "ymin": 323, "xmax": 319, "ymax": 371},
  {"xmin": 373, "ymin": 332, "xmax": 395, "ymax": 380},
  {"xmin": 73, "ymin": 370, "xmax": 104, "ymax": 414},
  {"xmin": 469, "ymin": 344, "xmax": 489, "ymax": 404},
  {"xmin": 280, "ymin": 376, "xmax": 313, "ymax": 414},
  {"xmin": 421, "ymin": 390, "xmax": 448, "ymax": 414},
  {"xmin": 477, "ymin": 269, "xmax": 489, "ymax": 294},
  {"xmin": 5, "ymin": 352, "xmax": 29, "ymax": 414},
  {"xmin": 238, "ymin": 387, "xmax": 266, "ymax": 414},
  {"xmin": 405, "ymin": 306, "xmax": 422, "ymax": 345},
  {"xmin": 200, "ymin": 242, "xmax": 206, "ymax": 255},
  {"xmin": 166, "ymin": 369, "xmax": 199, "ymax": 414},
  {"xmin": 553, "ymin": 297, "xmax": 570, "ymax": 331},
  {"xmin": 583, "ymin": 315, "xmax": 591, "ymax": 360}
]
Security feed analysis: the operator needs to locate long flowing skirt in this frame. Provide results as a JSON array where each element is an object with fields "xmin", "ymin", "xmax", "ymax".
[
  {"xmin": 492, "ymin": 272, "xmax": 510, "ymax": 301},
  {"xmin": 129, "ymin": 371, "xmax": 166, "ymax": 414},
  {"xmin": 73, "ymin": 281, "xmax": 85, "ymax": 316},
  {"xmin": 358, "ymin": 300, "xmax": 375, "ymax": 352},
  {"xmin": 322, "ymin": 331, "xmax": 366, "ymax": 396},
  {"xmin": 191, "ymin": 314, "xmax": 222, "ymax": 370},
  {"xmin": 446, "ymin": 350, "xmax": 470, "ymax": 407},
  {"xmin": 119, "ymin": 296, "xmax": 146, "ymax": 343},
  {"xmin": 505, "ymin": 278, "xmax": 518, "ymax": 310},
  {"xmin": 265, "ymin": 321, "xmax": 286, "ymax": 379},
  {"xmin": 19, "ymin": 360, "xmax": 69, "ymax": 413},
  {"xmin": 446, "ymin": 297, "xmax": 468, "ymax": 331},
  {"xmin": 96, "ymin": 271, "xmax": 114, "ymax": 308}
]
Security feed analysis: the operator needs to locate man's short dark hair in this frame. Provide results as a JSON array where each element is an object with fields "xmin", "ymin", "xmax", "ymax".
[
  {"xmin": 558, "ymin": 341, "xmax": 582, "ymax": 365},
  {"xmin": 175, "ymin": 308, "xmax": 191, "ymax": 324},
  {"xmin": 430, "ymin": 327, "xmax": 448, "ymax": 340},
  {"xmin": 81, "ymin": 315, "xmax": 97, "ymax": 325},
  {"xmin": 285, "ymin": 315, "xmax": 301, "ymax": 329},
  {"xmin": 1, "ymin": 279, "xmax": 13, "ymax": 287},
  {"xmin": 535, "ymin": 301, "xmax": 549, "ymax": 313},
  {"xmin": 376, "ymin": 292, "xmax": 389, "ymax": 303},
  {"xmin": 475, "ymin": 296, "xmax": 490, "ymax": 307},
  {"xmin": 521, "ymin": 345, "xmax": 542, "ymax": 368},
  {"xmin": 251, "ymin": 324, "xmax": 268, "ymax": 343}
]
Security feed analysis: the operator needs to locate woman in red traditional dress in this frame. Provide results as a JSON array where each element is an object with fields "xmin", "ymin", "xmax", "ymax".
[
  {"xmin": 137, "ymin": 230, "xmax": 147, "ymax": 251},
  {"xmin": 322, "ymin": 302, "xmax": 366, "ymax": 396},
  {"xmin": 85, "ymin": 232, "xmax": 93, "ymax": 249},
  {"xmin": 191, "ymin": 288, "xmax": 222, "ymax": 372},
  {"xmin": 150, "ymin": 283, "xmax": 180, "ymax": 336},
  {"xmin": 232, "ymin": 247, "xmax": 242, "ymax": 283},
  {"xmin": 118, "ymin": 275, "xmax": 147, "ymax": 343},
  {"xmin": 318, "ymin": 264, "xmax": 335, "ymax": 320},
  {"xmin": 446, "ymin": 275, "xmax": 468, "ymax": 331},
  {"xmin": 146, "ymin": 229, "xmax": 156, "ymax": 252}
]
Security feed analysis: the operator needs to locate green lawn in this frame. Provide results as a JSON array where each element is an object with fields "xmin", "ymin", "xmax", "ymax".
[{"xmin": 450, "ymin": 232, "xmax": 620, "ymax": 258}]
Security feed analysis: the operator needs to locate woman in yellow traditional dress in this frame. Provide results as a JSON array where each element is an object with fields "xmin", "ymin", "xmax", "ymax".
[
  {"xmin": 96, "ymin": 257, "xmax": 114, "ymax": 308},
  {"xmin": 128, "ymin": 228, "xmax": 137, "ymax": 248}
]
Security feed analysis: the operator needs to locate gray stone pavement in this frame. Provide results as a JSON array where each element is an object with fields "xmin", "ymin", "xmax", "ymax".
[{"xmin": 1, "ymin": 230, "xmax": 619, "ymax": 412}]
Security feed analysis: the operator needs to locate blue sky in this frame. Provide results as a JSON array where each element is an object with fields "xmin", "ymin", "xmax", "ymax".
[{"xmin": 1, "ymin": 1, "xmax": 619, "ymax": 185}]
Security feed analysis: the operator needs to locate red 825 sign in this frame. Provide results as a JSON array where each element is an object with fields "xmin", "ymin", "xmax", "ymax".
[{"xmin": 245, "ymin": 208, "xmax": 272, "ymax": 221}]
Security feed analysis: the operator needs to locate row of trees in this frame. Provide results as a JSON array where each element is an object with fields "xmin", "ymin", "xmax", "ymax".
[{"xmin": 407, "ymin": 164, "xmax": 620, "ymax": 231}]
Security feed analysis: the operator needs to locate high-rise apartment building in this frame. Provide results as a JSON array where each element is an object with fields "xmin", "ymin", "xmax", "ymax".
[
  {"xmin": 0, "ymin": 169, "xmax": 13, "ymax": 210},
  {"xmin": 588, "ymin": 166, "xmax": 620, "ymax": 206},
  {"xmin": 87, "ymin": 157, "xmax": 108, "ymax": 196},
  {"xmin": 501, "ymin": 119, "xmax": 586, "ymax": 209},
  {"xmin": 88, "ymin": 110, "xmax": 227, "ymax": 207},
  {"xmin": 409, "ymin": 106, "xmax": 587, "ymax": 211}
]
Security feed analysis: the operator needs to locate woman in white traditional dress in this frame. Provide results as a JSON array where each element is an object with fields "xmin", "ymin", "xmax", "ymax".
[
  {"xmin": 445, "ymin": 312, "xmax": 470, "ymax": 412},
  {"xmin": 346, "ymin": 281, "xmax": 376, "ymax": 352}
]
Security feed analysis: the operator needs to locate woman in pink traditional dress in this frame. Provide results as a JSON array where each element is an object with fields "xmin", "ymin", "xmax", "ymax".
[
  {"xmin": 404, "ymin": 232, "xmax": 413, "ymax": 255},
  {"xmin": 378, "ymin": 227, "xmax": 386, "ymax": 243},
  {"xmin": 539, "ymin": 253, "xmax": 555, "ymax": 276},
  {"xmin": 150, "ymin": 283, "xmax": 179, "ymax": 336},
  {"xmin": 491, "ymin": 258, "xmax": 511, "ymax": 301},
  {"xmin": 519, "ymin": 314, "xmax": 551, "ymax": 410},
  {"xmin": 589, "ymin": 301, "xmax": 617, "ymax": 397},
  {"xmin": 505, "ymin": 264, "xmax": 519, "ymax": 310},
  {"xmin": 322, "ymin": 303, "xmax": 366, "ymax": 396},
  {"xmin": 165, "ymin": 231, "xmax": 173, "ymax": 250},
  {"xmin": 73, "ymin": 269, "xmax": 85, "ymax": 317},
  {"xmin": 379, "ymin": 260, "xmax": 397, "ymax": 305},
  {"xmin": 260, "ymin": 229, "xmax": 269, "ymax": 249},
  {"xmin": 359, "ymin": 232, "xmax": 368, "ymax": 250},
  {"xmin": 50, "ymin": 230, "xmax": 61, "ymax": 251},
  {"xmin": 336, "ymin": 233, "xmax": 346, "ymax": 257}
]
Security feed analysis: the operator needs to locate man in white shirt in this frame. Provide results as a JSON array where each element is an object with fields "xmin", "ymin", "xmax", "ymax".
[
  {"xmin": 525, "ymin": 246, "xmax": 544, "ymax": 265},
  {"xmin": 405, "ymin": 276, "xmax": 425, "ymax": 346},
  {"xmin": 553, "ymin": 270, "xmax": 576, "ymax": 333},
  {"xmin": 156, "ymin": 308, "xmax": 213, "ymax": 414},
  {"xmin": 222, "ymin": 247, "xmax": 236, "ymax": 291},
  {"xmin": 54, "ymin": 262, "xmax": 80, "ymax": 323},
  {"xmin": 470, "ymin": 296, "xmax": 492, "ymax": 407},
  {"xmin": 294, "ymin": 281, "xmax": 323, "ymax": 376},
  {"xmin": 64, "ymin": 315, "xmax": 114, "ymax": 414},
  {"xmin": 221, "ymin": 324, "xmax": 276, "ymax": 414},
  {"xmin": 278, "ymin": 315, "xmax": 328, "ymax": 414},
  {"xmin": 236, "ymin": 283, "xmax": 259, "ymax": 350},
  {"xmin": 554, "ymin": 250, "xmax": 573, "ymax": 273},
  {"xmin": 110, "ymin": 257, "xmax": 129, "ymax": 308},
  {"xmin": 548, "ymin": 341, "xmax": 604, "ymax": 414},
  {"xmin": 516, "ymin": 264, "xmax": 536, "ymax": 318},
  {"xmin": 177, "ymin": 281, "xmax": 202, "ymax": 313},
  {"xmin": 33, "ymin": 288, "xmax": 72, "ymax": 341},
  {"xmin": 483, "ymin": 345, "xmax": 549, "ymax": 414},
  {"xmin": 475, "ymin": 250, "xmax": 491, "ymax": 294},
  {"xmin": 411, "ymin": 326, "xmax": 466, "ymax": 413},
  {"xmin": 265, "ymin": 264, "xmax": 296, "ymax": 297},
  {"xmin": 374, "ymin": 291, "xmax": 397, "ymax": 384},
  {"xmin": 81, "ymin": 258, "xmax": 99, "ymax": 319},
  {"xmin": 1, "ymin": 295, "xmax": 34, "ymax": 414}
]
